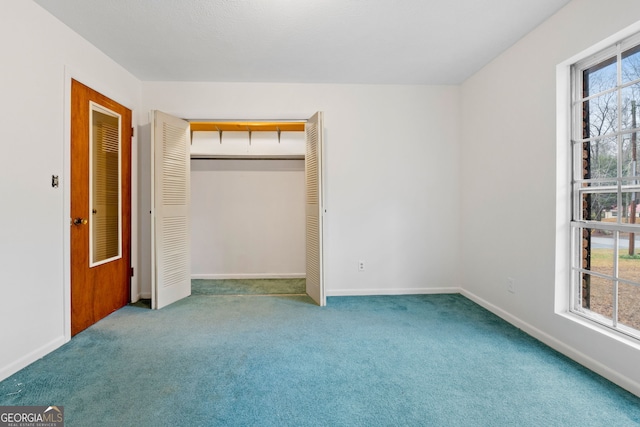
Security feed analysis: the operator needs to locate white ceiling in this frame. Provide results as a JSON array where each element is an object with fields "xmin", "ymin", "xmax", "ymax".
[{"xmin": 33, "ymin": 0, "xmax": 571, "ymax": 85}]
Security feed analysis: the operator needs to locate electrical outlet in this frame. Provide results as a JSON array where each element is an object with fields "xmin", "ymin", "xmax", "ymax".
[
  {"xmin": 507, "ymin": 277, "xmax": 515, "ymax": 294},
  {"xmin": 358, "ymin": 260, "xmax": 365, "ymax": 271}
]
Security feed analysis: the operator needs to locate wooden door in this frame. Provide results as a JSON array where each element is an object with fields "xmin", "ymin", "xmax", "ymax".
[{"xmin": 71, "ymin": 79, "xmax": 132, "ymax": 335}]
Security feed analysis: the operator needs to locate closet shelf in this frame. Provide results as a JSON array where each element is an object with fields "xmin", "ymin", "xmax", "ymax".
[{"xmin": 189, "ymin": 121, "xmax": 305, "ymax": 132}]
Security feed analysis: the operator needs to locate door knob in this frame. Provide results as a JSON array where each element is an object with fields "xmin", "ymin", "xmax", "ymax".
[{"xmin": 72, "ymin": 218, "xmax": 88, "ymax": 225}]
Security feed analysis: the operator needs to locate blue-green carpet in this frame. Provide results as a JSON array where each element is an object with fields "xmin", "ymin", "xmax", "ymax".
[
  {"xmin": 0, "ymin": 294, "xmax": 639, "ymax": 426},
  {"xmin": 192, "ymin": 278, "xmax": 306, "ymax": 295}
]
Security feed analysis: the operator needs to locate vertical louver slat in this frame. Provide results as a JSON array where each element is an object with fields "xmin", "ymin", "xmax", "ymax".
[
  {"xmin": 306, "ymin": 216, "xmax": 320, "ymax": 288},
  {"xmin": 162, "ymin": 123, "xmax": 188, "ymax": 206},
  {"xmin": 161, "ymin": 217, "xmax": 188, "ymax": 288},
  {"xmin": 306, "ymin": 123, "xmax": 318, "ymax": 204}
]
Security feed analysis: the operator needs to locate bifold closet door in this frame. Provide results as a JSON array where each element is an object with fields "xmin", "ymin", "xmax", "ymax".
[
  {"xmin": 152, "ymin": 110, "xmax": 191, "ymax": 309},
  {"xmin": 305, "ymin": 112, "xmax": 325, "ymax": 306}
]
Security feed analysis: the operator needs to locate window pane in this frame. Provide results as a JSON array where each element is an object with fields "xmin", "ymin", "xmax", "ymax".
[
  {"xmin": 618, "ymin": 234, "xmax": 640, "ymax": 278},
  {"xmin": 622, "ymin": 44, "xmax": 640, "ymax": 84},
  {"xmin": 581, "ymin": 192, "xmax": 618, "ymax": 221},
  {"xmin": 588, "ymin": 136, "xmax": 618, "ymax": 180},
  {"xmin": 588, "ymin": 243, "xmax": 614, "ymax": 277},
  {"xmin": 618, "ymin": 282, "xmax": 640, "ymax": 331},
  {"xmin": 621, "ymin": 133, "xmax": 640, "ymax": 178},
  {"xmin": 582, "ymin": 274, "xmax": 614, "ymax": 321},
  {"xmin": 619, "ymin": 190, "xmax": 640, "ymax": 225},
  {"xmin": 583, "ymin": 57, "xmax": 617, "ymax": 96},
  {"xmin": 620, "ymin": 84, "xmax": 640, "ymax": 130},
  {"xmin": 583, "ymin": 92, "xmax": 618, "ymax": 138}
]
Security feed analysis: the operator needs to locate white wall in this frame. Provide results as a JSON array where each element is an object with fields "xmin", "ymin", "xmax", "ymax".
[
  {"xmin": 141, "ymin": 83, "xmax": 462, "ymax": 297},
  {"xmin": 190, "ymin": 159, "xmax": 305, "ymax": 278},
  {"xmin": 0, "ymin": 0, "xmax": 141, "ymax": 381},
  {"xmin": 191, "ymin": 130, "xmax": 305, "ymax": 158},
  {"xmin": 460, "ymin": 0, "xmax": 640, "ymax": 396}
]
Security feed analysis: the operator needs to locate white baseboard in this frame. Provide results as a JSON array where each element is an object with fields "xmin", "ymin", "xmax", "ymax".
[
  {"xmin": 0, "ymin": 336, "xmax": 66, "ymax": 383},
  {"xmin": 327, "ymin": 287, "xmax": 461, "ymax": 297},
  {"xmin": 191, "ymin": 273, "xmax": 306, "ymax": 280},
  {"xmin": 460, "ymin": 289, "xmax": 640, "ymax": 398}
]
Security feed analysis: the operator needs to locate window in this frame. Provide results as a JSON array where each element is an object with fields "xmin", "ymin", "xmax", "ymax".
[
  {"xmin": 571, "ymin": 33, "xmax": 640, "ymax": 339},
  {"xmin": 90, "ymin": 103, "xmax": 122, "ymax": 267}
]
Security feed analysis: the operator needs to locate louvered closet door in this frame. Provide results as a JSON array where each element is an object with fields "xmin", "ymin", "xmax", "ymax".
[
  {"xmin": 152, "ymin": 111, "xmax": 191, "ymax": 309},
  {"xmin": 305, "ymin": 112, "xmax": 325, "ymax": 306}
]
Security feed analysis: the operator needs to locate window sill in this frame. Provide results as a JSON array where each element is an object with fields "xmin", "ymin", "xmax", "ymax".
[{"xmin": 557, "ymin": 310, "xmax": 640, "ymax": 351}]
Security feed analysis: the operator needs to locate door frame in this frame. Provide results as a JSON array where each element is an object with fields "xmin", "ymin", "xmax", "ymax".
[{"xmin": 62, "ymin": 67, "xmax": 139, "ymax": 341}]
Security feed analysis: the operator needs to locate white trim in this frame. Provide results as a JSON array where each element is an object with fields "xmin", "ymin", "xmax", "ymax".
[
  {"xmin": 462, "ymin": 289, "xmax": 640, "ymax": 398},
  {"xmin": 559, "ymin": 310, "xmax": 640, "ymax": 352},
  {"xmin": 326, "ymin": 287, "xmax": 461, "ymax": 297},
  {"xmin": 0, "ymin": 336, "xmax": 66, "ymax": 382},
  {"xmin": 191, "ymin": 273, "xmax": 306, "ymax": 280},
  {"xmin": 556, "ymin": 59, "xmax": 573, "ymax": 315},
  {"xmin": 63, "ymin": 70, "xmax": 72, "ymax": 343}
]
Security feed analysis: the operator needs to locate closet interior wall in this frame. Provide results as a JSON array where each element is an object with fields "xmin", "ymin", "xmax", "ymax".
[{"xmin": 190, "ymin": 130, "xmax": 306, "ymax": 279}]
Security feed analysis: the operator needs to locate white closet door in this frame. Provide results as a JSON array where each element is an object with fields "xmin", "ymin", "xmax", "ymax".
[
  {"xmin": 152, "ymin": 110, "xmax": 191, "ymax": 309},
  {"xmin": 305, "ymin": 112, "xmax": 325, "ymax": 306}
]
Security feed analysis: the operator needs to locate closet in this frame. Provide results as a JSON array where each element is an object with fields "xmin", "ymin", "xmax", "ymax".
[
  {"xmin": 151, "ymin": 113, "xmax": 325, "ymax": 307},
  {"xmin": 189, "ymin": 123, "xmax": 306, "ymax": 281}
]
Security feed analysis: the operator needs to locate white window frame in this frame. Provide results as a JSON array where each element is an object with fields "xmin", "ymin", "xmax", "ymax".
[{"xmin": 569, "ymin": 31, "xmax": 640, "ymax": 341}]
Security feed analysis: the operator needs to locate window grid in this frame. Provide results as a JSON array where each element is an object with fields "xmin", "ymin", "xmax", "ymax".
[{"xmin": 570, "ymin": 34, "xmax": 640, "ymax": 340}]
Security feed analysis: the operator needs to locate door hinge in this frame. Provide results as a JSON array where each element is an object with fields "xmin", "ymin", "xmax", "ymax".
[
  {"xmin": 131, "ymin": 127, "xmax": 134, "ymax": 137},
  {"xmin": 130, "ymin": 267, "xmax": 134, "ymax": 277}
]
